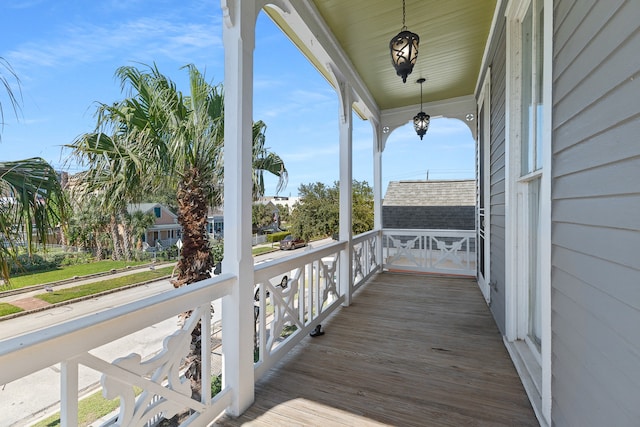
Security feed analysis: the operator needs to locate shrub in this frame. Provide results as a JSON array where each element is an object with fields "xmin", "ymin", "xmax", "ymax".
[
  {"xmin": 266, "ymin": 232, "xmax": 290, "ymax": 243},
  {"xmin": 9, "ymin": 254, "xmax": 57, "ymax": 274},
  {"xmin": 211, "ymin": 374, "xmax": 222, "ymax": 396}
]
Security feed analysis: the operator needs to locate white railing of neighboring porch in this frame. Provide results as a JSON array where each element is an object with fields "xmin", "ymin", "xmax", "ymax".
[
  {"xmin": 0, "ymin": 231, "xmax": 383, "ymax": 427},
  {"xmin": 382, "ymin": 229, "xmax": 476, "ymax": 276}
]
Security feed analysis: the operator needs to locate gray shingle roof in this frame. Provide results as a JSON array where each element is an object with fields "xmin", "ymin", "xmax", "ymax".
[{"xmin": 383, "ymin": 180, "xmax": 476, "ymax": 207}]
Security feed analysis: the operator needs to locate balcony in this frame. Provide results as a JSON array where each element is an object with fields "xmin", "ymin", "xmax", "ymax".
[
  {"xmin": 0, "ymin": 230, "xmax": 536, "ymax": 426},
  {"xmin": 217, "ymin": 272, "xmax": 536, "ymax": 426}
]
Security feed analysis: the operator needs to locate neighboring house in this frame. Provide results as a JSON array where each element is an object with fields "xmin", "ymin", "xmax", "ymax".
[
  {"xmin": 206, "ymin": 207, "xmax": 224, "ymax": 238},
  {"xmin": 127, "ymin": 203, "xmax": 181, "ymax": 248},
  {"xmin": 256, "ymin": 195, "xmax": 300, "ymax": 215},
  {"xmin": 382, "ymin": 180, "xmax": 475, "ymax": 230}
]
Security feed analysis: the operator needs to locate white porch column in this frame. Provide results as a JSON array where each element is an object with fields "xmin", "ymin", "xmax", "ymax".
[
  {"xmin": 221, "ymin": 0, "xmax": 258, "ymax": 415},
  {"xmin": 372, "ymin": 121, "xmax": 383, "ymax": 231},
  {"xmin": 372, "ymin": 121, "xmax": 384, "ymax": 266},
  {"xmin": 337, "ymin": 79, "xmax": 354, "ymax": 306}
]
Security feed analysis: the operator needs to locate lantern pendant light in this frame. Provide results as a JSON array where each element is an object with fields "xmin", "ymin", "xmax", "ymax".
[
  {"xmin": 414, "ymin": 78, "xmax": 430, "ymax": 140},
  {"xmin": 389, "ymin": 0, "xmax": 419, "ymax": 83}
]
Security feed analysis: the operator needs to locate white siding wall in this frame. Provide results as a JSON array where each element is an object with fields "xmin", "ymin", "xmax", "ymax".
[
  {"xmin": 551, "ymin": 0, "xmax": 640, "ymax": 425},
  {"xmin": 482, "ymin": 4, "xmax": 508, "ymax": 334},
  {"xmin": 488, "ymin": 21, "xmax": 508, "ymax": 333}
]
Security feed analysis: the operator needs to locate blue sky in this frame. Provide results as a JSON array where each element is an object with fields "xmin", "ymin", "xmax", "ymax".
[{"xmin": 0, "ymin": 0, "xmax": 475, "ymax": 197}]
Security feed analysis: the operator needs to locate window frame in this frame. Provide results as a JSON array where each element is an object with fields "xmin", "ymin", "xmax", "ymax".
[{"xmin": 504, "ymin": 0, "xmax": 552, "ymax": 423}]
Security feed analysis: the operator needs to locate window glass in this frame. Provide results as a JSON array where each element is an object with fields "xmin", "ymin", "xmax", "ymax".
[
  {"xmin": 528, "ymin": 176, "xmax": 542, "ymax": 348},
  {"xmin": 535, "ymin": 1, "xmax": 544, "ymax": 170},
  {"xmin": 520, "ymin": 5, "xmax": 534, "ymax": 175},
  {"xmin": 520, "ymin": 1, "xmax": 544, "ymax": 175}
]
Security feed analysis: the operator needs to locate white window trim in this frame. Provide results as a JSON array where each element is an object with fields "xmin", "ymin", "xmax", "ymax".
[
  {"xmin": 504, "ymin": 0, "xmax": 552, "ymax": 425},
  {"xmin": 477, "ymin": 67, "xmax": 491, "ymax": 303}
]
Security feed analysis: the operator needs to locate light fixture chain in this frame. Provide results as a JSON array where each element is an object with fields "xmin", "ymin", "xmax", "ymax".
[{"xmin": 402, "ymin": 0, "xmax": 406, "ymax": 29}]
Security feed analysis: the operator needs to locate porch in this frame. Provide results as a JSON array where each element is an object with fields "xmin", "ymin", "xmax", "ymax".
[
  {"xmin": 0, "ymin": 231, "xmax": 536, "ymax": 426},
  {"xmin": 215, "ymin": 272, "xmax": 537, "ymax": 426}
]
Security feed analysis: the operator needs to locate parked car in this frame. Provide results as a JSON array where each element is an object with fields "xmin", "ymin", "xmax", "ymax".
[{"xmin": 279, "ymin": 235, "xmax": 306, "ymax": 250}]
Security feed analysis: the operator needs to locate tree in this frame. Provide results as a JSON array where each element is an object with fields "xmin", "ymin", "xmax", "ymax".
[
  {"xmin": 0, "ymin": 59, "xmax": 66, "ymax": 283},
  {"xmin": 252, "ymin": 203, "xmax": 275, "ymax": 231},
  {"xmin": 128, "ymin": 209, "xmax": 156, "ymax": 251},
  {"xmin": 0, "ymin": 57, "xmax": 21, "ymax": 137},
  {"xmin": 289, "ymin": 182, "xmax": 338, "ymax": 241},
  {"xmin": 67, "ymin": 63, "xmax": 288, "ymax": 405},
  {"xmin": 65, "ymin": 193, "xmax": 111, "ymax": 258},
  {"xmin": 289, "ymin": 180, "xmax": 374, "ymax": 241},
  {"xmin": 275, "ymin": 203, "xmax": 291, "ymax": 223},
  {"xmin": 351, "ymin": 180, "xmax": 375, "ymax": 234}
]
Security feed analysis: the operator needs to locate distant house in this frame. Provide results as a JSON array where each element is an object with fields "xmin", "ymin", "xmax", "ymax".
[
  {"xmin": 127, "ymin": 203, "xmax": 181, "ymax": 248},
  {"xmin": 256, "ymin": 196, "xmax": 300, "ymax": 214},
  {"xmin": 206, "ymin": 207, "xmax": 224, "ymax": 238},
  {"xmin": 382, "ymin": 180, "xmax": 475, "ymax": 230}
]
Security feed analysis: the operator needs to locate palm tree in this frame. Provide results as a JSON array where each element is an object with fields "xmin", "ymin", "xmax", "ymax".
[
  {"xmin": 65, "ymin": 193, "xmax": 111, "ymax": 258},
  {"xmin": 0, "ymin": 59, "xmax": 66, "ymax": 283},
  {"xmin": 0, "ymin": 57, "xmax": 21, "ymax": 138},
  {"xmin": 68, "ymin": 132, "xmax": 148, "ymax": 260},
  {"xmin": 68, "ymin": 63, "xmax": 287, "ymax": 403},
  {"xmin": 0, "ymin": 159, "xmax": 66, "ymax": 282},
  {"xmin": 128, "ymin": 209, "xmax": 156, "ymax": 251}
]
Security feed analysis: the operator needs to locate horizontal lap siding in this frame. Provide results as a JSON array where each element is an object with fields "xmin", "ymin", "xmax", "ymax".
[
  {"xmin": 488, "ymin": 15, "xmax": 507, "ymax": 333},
  {"xmin": 552, "ymin": 0, "xmax": 640, "ymax": 425}
]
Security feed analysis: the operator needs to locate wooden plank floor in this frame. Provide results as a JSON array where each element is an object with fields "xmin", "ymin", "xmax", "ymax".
[{"xmin": 214, "ymin": 273, "xmax": 538, "ymax": 426}]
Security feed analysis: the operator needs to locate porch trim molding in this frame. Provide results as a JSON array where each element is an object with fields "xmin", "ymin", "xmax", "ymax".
[{"xmin": 379, "ymin": 95, "xmax": 477, "ymax": 151}]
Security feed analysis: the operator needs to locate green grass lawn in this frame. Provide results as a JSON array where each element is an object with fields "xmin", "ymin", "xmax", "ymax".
[
  {"xmin": 35, "ymin": 266, "xmax": 174, "ymax": 304},
  {"xmin": 0, "ymin": 302, "xmax": 23, "ymax": 316},
  {"xmin": 3, "ymin": 260, "xmax": 150, "ymax": 290},
  {"xmin": 32, "ymin": 387, "xmax": 142, "ymax": 427},
  {"xmin": 252, "ymin": 246, "xmax": 278, "ymax": 256}
]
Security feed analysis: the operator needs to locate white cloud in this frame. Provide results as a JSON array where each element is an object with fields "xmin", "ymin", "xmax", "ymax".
[{"xmin": 6, "ymin": 17, "xmax": 222, "ymax": 77}]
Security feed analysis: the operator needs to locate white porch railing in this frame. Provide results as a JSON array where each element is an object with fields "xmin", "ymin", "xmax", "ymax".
[
  {"xmin": 0, "ymin": 230, "xmax": 473, "ymax": 426},
  {"xmin": 0, "ymin": 231, "xmax": 384, "ymax": 426},
  {"xmin": 352, "ymin": 230, "xmax": 380, "ymax": 291},
  {"xmin": 0, "ymin": 274, "xmax": 236, "ymax": 427},
  {"xmin": 382, "ymin": 229, "xmax": 476, "ymax": 276},
  {"xmin": 253, "ymin": 231, "xmax": 381, "ymax": 380}
]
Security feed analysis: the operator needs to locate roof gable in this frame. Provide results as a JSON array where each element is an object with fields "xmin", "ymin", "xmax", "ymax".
[{"xmin": 127, "ymin": 203, "xmax": 178, "ymax": 219}]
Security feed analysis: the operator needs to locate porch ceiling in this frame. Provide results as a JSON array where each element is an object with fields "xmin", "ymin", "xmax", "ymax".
[{"xmin": 267, "ymin": 0, "xmax": 497, "ymax": 113}]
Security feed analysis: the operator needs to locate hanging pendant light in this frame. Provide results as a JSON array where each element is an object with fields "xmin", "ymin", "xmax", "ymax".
[
  {"xmin": 414, "ymin": 78, "xmax": 430, "ymax": 140},
  {"xmin": 389, "ymin": 0, "xmax": 419, "ymax": 83}
]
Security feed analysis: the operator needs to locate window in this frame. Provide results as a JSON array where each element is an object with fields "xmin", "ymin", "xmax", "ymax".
[
  {"xmin": 518, "ymin": 0, "xmax": 544, "ymax": 353},
  {"xmin": 153, "ymin": 207, "xmax": 161, "ymax": 218},
  {"xmin": 506, "ymin": 0, "xmax": 551, "ymax": 422},
  {"xmin": 520, "ymin": 0, "xmax": 544, "ymax": 176}
]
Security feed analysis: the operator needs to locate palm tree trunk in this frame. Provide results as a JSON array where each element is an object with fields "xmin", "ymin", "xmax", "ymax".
[
  {"xmin": 110, "ymin": 215, "xmax": 122, "ymax": 260},
  {"xmin": 119, "ymin": 208, "xmax": 132, "ymax": 261},
  {"xmin": 172, "ymin": 167, "xmax": 214, "ymax": 287},
  {"xmin": 172, "ymin": 167, "xmax": 214, "ymax": 402}
]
